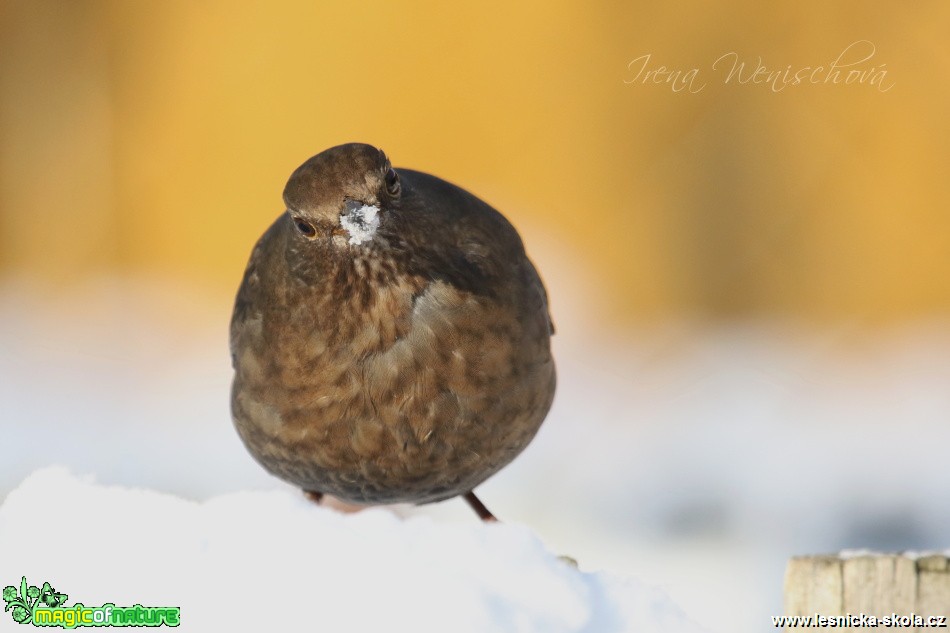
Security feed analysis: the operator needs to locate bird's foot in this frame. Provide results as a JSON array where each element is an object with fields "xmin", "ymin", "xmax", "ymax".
[
  {"xmin": 304, "ymin": 490, "xmax": 324, "ymax": 505},
  {"xmin": 464, "ymin": 491, "xmax": 498, "ymax": 522}
]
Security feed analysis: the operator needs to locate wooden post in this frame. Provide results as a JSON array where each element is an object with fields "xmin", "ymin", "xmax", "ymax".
[{"xmin": 784, "ymin": 553, "xmax": 949, "ymax": 631}]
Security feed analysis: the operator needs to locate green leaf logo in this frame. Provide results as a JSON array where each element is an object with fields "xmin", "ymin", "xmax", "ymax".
[{"xmin": 3, "ymin": 576, "xmax": 68, "ymax": 625}]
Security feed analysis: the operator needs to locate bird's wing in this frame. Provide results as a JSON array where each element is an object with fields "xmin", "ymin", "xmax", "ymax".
[
  {"xmin": 524, "ymin": 258, "xmax": 555, "ymax": 336},
  {"xmin": 230, "ymin": 216, "xmax": 284, "ymax": 368}
]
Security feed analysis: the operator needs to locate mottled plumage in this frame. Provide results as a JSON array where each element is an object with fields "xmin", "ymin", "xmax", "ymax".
[{"xmin": 230, "ymin": 143, "xmax": 555, "ymax": 515}]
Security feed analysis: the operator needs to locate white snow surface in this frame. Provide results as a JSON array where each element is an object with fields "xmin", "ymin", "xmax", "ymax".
[
  {"xmin": 339, "ymin": 203, "xmax": 380, "ymax": 245},
  {"xmin": 0, "ymin": 468, "xmax": 705, "ymax": 633}
]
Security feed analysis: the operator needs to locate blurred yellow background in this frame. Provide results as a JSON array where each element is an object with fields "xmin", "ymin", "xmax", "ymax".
[{"xmin": 1, "ymin": 0, "xmax": 948, "ymax": 326}]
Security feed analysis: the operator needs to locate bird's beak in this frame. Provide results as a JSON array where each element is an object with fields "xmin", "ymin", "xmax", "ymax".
[{"xmin": 330, "ymin": 226, "xmax": 347, "ymax": 238}]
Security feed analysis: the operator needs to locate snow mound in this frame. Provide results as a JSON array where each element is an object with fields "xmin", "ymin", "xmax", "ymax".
[{"xmin": 0, "ymin": 468, "xmax": 705, "ymax": 632}]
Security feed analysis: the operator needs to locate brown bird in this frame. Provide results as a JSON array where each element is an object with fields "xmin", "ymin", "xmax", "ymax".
[{"xmin": 230, "ymin": 143, "xmax": 555, "ymax": 521}]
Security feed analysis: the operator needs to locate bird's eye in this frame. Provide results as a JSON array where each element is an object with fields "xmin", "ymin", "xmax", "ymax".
[
  {"xmin": 385, "ymin": 168, "xmax": 400, "ymax": 196},
  {"xmin": 292, "ymin": 217, "xmax": 316, "ymax": 238}
]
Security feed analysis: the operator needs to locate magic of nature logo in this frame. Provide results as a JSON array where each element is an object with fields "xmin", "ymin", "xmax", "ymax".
[{"xmin": 3, "ymin": 577, "xmax": 180, "ymax": 628}]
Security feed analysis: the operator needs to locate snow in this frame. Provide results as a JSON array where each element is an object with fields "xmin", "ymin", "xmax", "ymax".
[
  {"xmin": 339, "ymin": 203, "xmax": 380, "ymax": 245},
  {"xmin": 840, "ymin": 549, "xmax": 950, "ymax": 560},
  {"xmin": 0, "ymin": 468, "xmax": 705, "ymax": 633}
]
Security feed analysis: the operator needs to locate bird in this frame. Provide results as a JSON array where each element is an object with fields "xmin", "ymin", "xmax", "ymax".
[{"xmin": 229, "ymin": 143, "xmax": 556, "ymax": 521}]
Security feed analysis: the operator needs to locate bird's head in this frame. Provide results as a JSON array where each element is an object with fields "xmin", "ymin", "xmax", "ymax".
[{"xmin": 282, "ymin": 143, "xmax": 401, "ymax": 251}]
